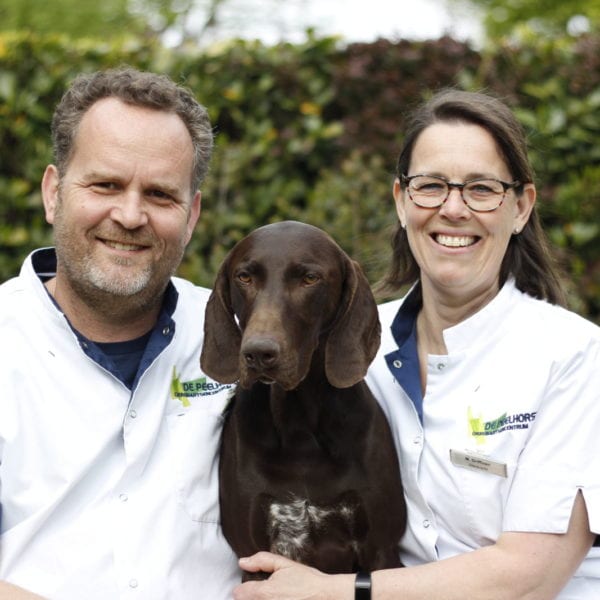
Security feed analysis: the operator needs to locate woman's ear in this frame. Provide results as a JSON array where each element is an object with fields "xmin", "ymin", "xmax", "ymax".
[
  {"xmin": 514, "ymin": 183, "xmax": 536, "ymax": 233},
  {"xmin": 393, "ymin": 178, "xmax": 406, "ymax": 229},
  {"xmin": 41, "ymin": 165, "xmax": 60, "ymax": 225}
]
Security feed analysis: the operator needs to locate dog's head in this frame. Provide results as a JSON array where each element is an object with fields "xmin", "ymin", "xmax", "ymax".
[{"xmin": 200, "ymin": 221, "xmax": 380, "ymax": 390}]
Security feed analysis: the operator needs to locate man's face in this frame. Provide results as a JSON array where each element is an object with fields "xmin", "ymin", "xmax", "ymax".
[{"xmin": 42, "ymin": 97, "xmax": 200, "ymax": 311}]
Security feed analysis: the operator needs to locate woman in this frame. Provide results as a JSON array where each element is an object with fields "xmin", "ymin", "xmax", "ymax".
[{"xmin": 232, "ymin": 90, "xmax": 600, "ymax": 599}]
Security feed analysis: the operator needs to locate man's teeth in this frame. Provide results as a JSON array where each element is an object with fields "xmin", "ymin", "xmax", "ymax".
[
  {"xmin": 435, "ymin": 234, "xmax": 476, "ymax": 247},
  {"xmin": 105, "ymin": 241, "xmax": 142, "ymax": 251}
]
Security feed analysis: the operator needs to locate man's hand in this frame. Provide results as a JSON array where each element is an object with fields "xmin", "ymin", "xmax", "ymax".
[{"xmin": 0, "ymin": 581, "xmax": 47, "ymax": 599}]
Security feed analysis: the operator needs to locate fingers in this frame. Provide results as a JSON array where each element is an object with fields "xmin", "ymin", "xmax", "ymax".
[
  {"xmin": 238, "ymin": 551, "xmax": 296, "ymax": 574},
  {"xmin": 232, "ymin": 579, "xmax": 261, "ymax": 600}
]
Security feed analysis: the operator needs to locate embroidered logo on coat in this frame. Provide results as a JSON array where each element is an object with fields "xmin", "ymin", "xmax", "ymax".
[
  {"xmin": 468, "ymin": 407, "xmax": 537, "ymax": 445},
  {"xmin": 170, "ymin": 366, "xmax": 232, "ymax": 407}
]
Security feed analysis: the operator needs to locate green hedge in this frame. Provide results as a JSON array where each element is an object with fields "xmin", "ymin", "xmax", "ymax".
[{"xmin": 1, "ymin": 31, "xmax": 598, "ymax": 322}]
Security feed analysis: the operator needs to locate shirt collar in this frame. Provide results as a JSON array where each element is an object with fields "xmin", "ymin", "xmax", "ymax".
[
  {"xmin": 390, "ymin": 282, "xmax": 422, "ymax": 347},
  {"xmin": 386, "ymin": 283, "xmax": 424, "ymax": 422},
  {"xmin": 31, "ymin": 247, "xmax": 178, "ymax": 320},
  {"xmin": 31, "ymin": 247, "xmax": 179, "ymax": 390}
]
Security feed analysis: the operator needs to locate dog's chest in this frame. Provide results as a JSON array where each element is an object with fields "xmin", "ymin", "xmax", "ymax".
[{"xmin": 267, "ymin": 495, "xmax": 358, "ymax": 561}]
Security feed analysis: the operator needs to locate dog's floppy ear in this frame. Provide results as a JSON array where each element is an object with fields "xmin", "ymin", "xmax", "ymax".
[
  {"xmin": 200, "ymin": 259, "xmax": 241, "ymax": 383},
  {"xmin": 325, "ymin": 256, "xmax": 381, "ymax": 388}
]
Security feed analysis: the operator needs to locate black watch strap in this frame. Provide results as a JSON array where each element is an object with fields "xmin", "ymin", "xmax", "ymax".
[{"xmin": 355, "ymin": 571, "xmax": 371, "ymax": 600}]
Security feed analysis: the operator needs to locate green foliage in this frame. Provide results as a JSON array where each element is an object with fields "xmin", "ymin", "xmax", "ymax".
[
  {"xmin": 448, "ymin": 0, "xmax": 600, "ymax": 38},
  {"xmin": 0, "ymin": 0, "xmax": 144, "ymax": 38},
  {"xmin": 0, "ymin": 0, "xmax": 221, "ymax": 41},
  {"xmin": 0, "ymin": 31, "xmax": 598, "ymax": 323},
  {"xmin": 298, "ymin": 151, "xmax": 398, "ymax": 286}
]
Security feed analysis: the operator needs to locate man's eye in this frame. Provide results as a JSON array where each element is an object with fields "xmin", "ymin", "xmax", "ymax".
[
  {"xmin": 92, "ymin": 181, "xmax": 118, "ymax": 191},
  {"xmin": 148, "ymin": 189, "xmax": 176, "ymax": 202}
]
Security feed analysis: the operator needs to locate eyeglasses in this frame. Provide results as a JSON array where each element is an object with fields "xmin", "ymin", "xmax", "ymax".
[{"xmin": 401, "ymin": 174, "xmax": 521, "ymax": 213}]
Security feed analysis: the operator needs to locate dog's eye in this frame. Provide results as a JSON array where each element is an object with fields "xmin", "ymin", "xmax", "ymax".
[
  {"xmin": 237, "ymin": 272, "xmax": 252, "ymax": 284},
  {"xmin": 302, "ymin": 273, "xmax": 320, "ymax": 285}
]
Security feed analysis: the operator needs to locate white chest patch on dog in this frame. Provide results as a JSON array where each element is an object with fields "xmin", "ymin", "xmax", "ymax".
[{"xmin": 268, "ymin": 496, "xmax": 356, "ymax": 560}]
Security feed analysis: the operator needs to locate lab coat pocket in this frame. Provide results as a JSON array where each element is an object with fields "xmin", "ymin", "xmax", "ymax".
[
  {"xmin": 167, "ymin": 406, "xmax": 225, "ymax": 524},
  {"xmin": 453, "ymin": 453, "xmax": 517, "ymax": 544}
]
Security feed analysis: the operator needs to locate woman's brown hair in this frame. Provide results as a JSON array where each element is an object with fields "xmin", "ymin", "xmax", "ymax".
[{"xmin": 378, "ymin": 89, "xmax": 567, "ymax": 306}]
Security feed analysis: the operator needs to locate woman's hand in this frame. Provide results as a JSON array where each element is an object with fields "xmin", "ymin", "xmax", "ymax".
[
  {"xmin": 232, "ymin": 552, "xmax": 353, "ymax": 600},
  {"xmin": 231, "ymin": 492, "xmax": 594, "ymax": 600}
]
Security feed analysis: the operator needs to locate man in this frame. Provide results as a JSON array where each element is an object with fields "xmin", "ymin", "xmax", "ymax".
[{"xmin": 0, "ymin": 68, "xmax": 240, "ymax": 598}]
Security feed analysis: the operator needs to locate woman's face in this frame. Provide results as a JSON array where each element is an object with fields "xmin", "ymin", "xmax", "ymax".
[{"xmin": 394, "ymin": 121, "xmax": 535, "ymax": 304}]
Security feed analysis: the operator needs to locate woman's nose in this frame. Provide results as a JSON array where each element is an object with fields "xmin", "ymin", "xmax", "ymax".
[{"xmin": 438, "ymin": 187, "xmax": 470, "ymax": 220}]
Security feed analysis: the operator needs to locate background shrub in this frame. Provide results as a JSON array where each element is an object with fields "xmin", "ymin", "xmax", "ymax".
[{"xmin": 1, "ymin": 31, "xmax": 598, "ymax": 322}]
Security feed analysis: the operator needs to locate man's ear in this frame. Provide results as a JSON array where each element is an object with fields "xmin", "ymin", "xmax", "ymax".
[
  {"xmin": 393, "ymin": 178, "xmax": 406, "ymax": 229},
  {"xmin": 184, "ymin": 190, "xmax": 202, "ymax": 245},
  {"xmin": 41, "ymin": 165, "xmax": 60, "ymax": 225}
]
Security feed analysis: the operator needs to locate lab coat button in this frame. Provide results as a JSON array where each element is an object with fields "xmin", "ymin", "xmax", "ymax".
[
  {"xmin": 423, "ymin": 519, "xmax": 431, "ymax": 528},
  {"xmin": 129, "ymin": 579, "xmax": 138, "ymax": 588}
]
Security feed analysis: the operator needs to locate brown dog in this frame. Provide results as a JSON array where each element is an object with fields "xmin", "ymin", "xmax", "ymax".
[{"xmin": 201, "ymin": 221, "xmax": 405, "ymax": 577}]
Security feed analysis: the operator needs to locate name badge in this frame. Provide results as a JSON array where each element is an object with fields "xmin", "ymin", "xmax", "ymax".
[{"xmin": 449, "ymin": 449, "xmax": 507, "ymax": 478}]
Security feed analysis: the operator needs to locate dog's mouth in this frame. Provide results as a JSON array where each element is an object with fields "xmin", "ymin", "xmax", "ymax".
[
  {"xmin": 249, "ymin": 368, "xmax": 280, "ymax": 386},
  {"xmin": 239, "ymin": 368, "xmax": 277, "ymax": 388},
  {"xmin": 240, "ymin": 367, "xmax": 302, "ymax": 391}
]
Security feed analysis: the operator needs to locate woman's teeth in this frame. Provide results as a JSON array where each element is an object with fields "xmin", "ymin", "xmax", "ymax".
[{"xmin": 435, "ymin": 234, "xmax": 476, "ymax": 247}]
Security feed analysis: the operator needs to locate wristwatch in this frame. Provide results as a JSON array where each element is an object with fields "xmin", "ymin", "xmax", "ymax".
[{"xmin": 355, "ymin": 571, "xmax": 371, "ymax": 600}]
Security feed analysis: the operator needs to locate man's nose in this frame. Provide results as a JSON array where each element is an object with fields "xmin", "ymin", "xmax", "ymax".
[{"xmin": 110, "ymin": 192, "xmax": 149, "ymax": 229}]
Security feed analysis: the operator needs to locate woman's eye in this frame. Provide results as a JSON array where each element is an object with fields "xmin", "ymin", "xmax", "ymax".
[
  {"xmin": 470, "ymin": 184, "xmax": 495, "ymax": 195},
  {"xmin": 418, "ymin": 182, "xmax": 444, "ymax": 192}
]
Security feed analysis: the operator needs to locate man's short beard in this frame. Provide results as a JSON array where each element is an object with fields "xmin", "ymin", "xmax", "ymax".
[
  {"xmin": 50, "ymin": 190, "xmax": 187, "ymax": 321},
  {"xmin": 83, "ymin": 254, "xmax": 153, "ymax": 296}
]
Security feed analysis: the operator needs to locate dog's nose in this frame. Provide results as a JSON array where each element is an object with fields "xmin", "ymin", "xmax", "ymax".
[{"xmin": 242, "ymin": 338, "xmax": 280, "ymax": 370}]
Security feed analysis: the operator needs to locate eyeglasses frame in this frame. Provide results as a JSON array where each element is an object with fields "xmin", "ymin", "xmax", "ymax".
[{"xmin": 400, "ymin": 174, "xmax": 522, "ymax": 213}]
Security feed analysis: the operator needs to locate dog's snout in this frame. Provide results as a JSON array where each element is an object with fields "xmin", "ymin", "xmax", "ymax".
[{"xmin": 242, "ymin": 338, "xmax": 281, "ymax": 370}]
